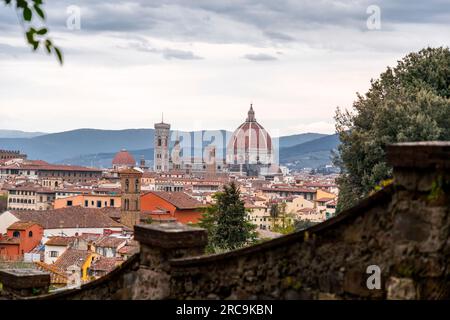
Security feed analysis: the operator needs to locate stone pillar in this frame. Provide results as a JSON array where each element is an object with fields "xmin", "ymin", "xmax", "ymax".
[
  {"xmin": 132, "ymin": 222, "xmax": 207, "ymax": 299},
  {"xmin": 386, "ymin": 142, "xmax": 450, "ymax": 299},
  {"xmin": 0, "ymin": 269, "xmax": 50, "ymax": 298},
  {"xmin": 387, "ymin": 141, "xmax": 450, "ymax": 195}
]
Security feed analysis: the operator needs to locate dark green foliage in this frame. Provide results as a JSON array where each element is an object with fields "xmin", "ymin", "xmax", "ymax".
[
  {"xmin": 198, "ymin": 182, "xmax": 257, "ymax": 252},
  {"xmin": 335, "ymin": 47, "xmax": 450, "ymax": 212},
  {"xmin": 3, "ymin": 0, "xmax": 63, "ymax": 64}
]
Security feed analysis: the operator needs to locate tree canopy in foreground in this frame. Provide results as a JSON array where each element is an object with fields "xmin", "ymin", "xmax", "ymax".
[{"xmin": 334, "ymin": 47, "xmax": 450, "ymax": 212}]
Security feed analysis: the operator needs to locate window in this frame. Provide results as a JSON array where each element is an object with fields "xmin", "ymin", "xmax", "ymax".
[
  {"xmin": 12, "ymin": 231, "xmax": 20, "ymax": 238},
  {"xmin": 135, "ymin": 179, "xmax": 139, "ymax": 191},
  {"xmin": 28, "ymin": 231, "xmax": 33, "ymax": 237},
  {"xmin": 110, "ymin": 199, "xmax": 115, "ymax": 207},
  {"xmin": 84, "ymin": 200, "xmax": 88, "ymax": 207},
  {"xmin": 125, "ymin": 179, "xmax": 129, "ymax": 192},
  {"xmin": 96, "ymin": 200, "xmax": 102, "ymax": 208},
  {"xmin": 50, "ymin": 251, "xmax": 59, "ymax": 258},
  {"xmin": 67, "ymin": 200, "xmax": 73, "ymax": 206}
]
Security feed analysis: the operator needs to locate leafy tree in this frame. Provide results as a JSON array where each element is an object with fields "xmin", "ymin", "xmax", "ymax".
[
  {"xmin": 269, "ymin": 203, "xmax": 279, "ymax": 229},
  {"xmin": 334, "ymin": 47, "xmax": 450, "ymax": 212},
  {"xmin": 198, "ymin": 182, "xmax": 257, "ymax": 252},
  {"xmin": 2, "ymin": 0, "xmax": 63, "ymax": 64},
  {"xmin": 197, "ymin": 202, "xmax": 219, "ymax": 253},
  {"xmin": 269, "ymin": 202, "xmax": 295, "ymax": 234}
]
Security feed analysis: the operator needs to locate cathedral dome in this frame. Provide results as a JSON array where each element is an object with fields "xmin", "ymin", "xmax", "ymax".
[
  {"xmin": 226, "ymin": 105, "xmax": 273, "ymax": 165},
  {"xmin": 112, "ymin": 149, "xmax": 136, "ymax": 168}
]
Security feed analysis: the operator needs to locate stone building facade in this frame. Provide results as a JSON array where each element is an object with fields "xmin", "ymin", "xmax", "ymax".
[
  {"xmin": 1, "ymin": 142, "xmax": 449, "ymax": 300},
  {"xmin": 0, "ymin": 150, "xmax": 26, "ymax": 161}
]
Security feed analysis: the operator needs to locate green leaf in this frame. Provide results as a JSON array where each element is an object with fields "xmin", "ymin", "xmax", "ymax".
[
  {"xmin": 16, "ymin": 0, "xmax": 27, "ymax": 9},
  {"xmin": 25, "ymin": 28, "xmax": 39, "ymax": 50},
  {"xmin": 23, "ymin": 6, "xmax": 32, "ymax": 21},
  {"xmin": 44, "ymin": 39, "xmax": 52, "ymax": 54},
  {"xmin": 34, "ymin": 5, "xmax": 45, "ymax": 20},
  {"xmin": 53, "ymin": 46, "xmax": 63, "ymax": 65},
  {"xmin": 36, "ymin": 28, "xmax": 47, "ymax": 35}
]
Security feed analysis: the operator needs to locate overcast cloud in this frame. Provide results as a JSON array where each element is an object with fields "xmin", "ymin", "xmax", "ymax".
[{"xmin": 0, "ymin": 0, "xmax": 449, "ymax": 135}]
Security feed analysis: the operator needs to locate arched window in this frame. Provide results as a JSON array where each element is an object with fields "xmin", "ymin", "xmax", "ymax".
[
  {"xmin": 125, "ymin": 179, "xmax": 129, "ymax": 192},
  {"xmin": 13, "ymin": 231, "xmax": 20, "ymax": 238},
  {"xmin": 135, "ymin": 179, "xmax": 139, "ymax": 191},
  {"xmin": 28, "ymin": 231, "xmax": 33, "ymax": 237}
]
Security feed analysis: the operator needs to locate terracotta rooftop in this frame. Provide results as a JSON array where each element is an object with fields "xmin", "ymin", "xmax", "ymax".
[
  {"xmin": 95, "ymin": 236, "xmax": 127, "ymax": 248},
  {"xmin": 10, "ymin": 206, "xmax": 123, "ymax": 229},
  {"xmin": 90, "ymin": 257, "xmax": 122, "ymax": 272},
  {"xmin": 315, "ymin": 197, "xmax": 335, "ymax": 203},
  {"xmin": 0, "ymin": 162, "xmax": 101, "ymax": 172},
  {"xmin": 146, "ymin": 191, "xmax": 204, "ymax": 209},
  {"xmin": 260, "ymin": 187, "xmax": 316, "ymax": 193},
  {"xmin": 7, "ymin": 221, "xmax": 41, "ymax": 230},
  {"xmin": 45, "ymin": 236, "xmax": 77, "ymax": 247},
  {"xmin": 54, "ymin": 249, "xmax": 92, "ymax": 271},
  {"xmin": 34, "ymin": 261, "xmax": 69, "ymax": 285}
]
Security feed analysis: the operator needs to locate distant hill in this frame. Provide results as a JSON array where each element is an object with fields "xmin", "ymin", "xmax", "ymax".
[
  {"xmin": 0, "ymin": 129, "xmax": 155, "ymax": 162},
  {"xmin": 0, "ymin": 128, "xmax": 339, "ymax": 169},
  {"xmin": 278, "ymin": 133, "xmax": 327, "ymax": 148},
  {"xmin": 279, "ymin": 134, "xmax": 340, "ymax": 169},
  {"xmin": 0, "ymin": 130, "xmax": 46, "ymax": 139}
]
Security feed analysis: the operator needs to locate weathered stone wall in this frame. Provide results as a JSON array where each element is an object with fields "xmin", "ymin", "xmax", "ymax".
[{"xmin": 2, "ymin": 142, "xmax": 449, "ymax": 300}]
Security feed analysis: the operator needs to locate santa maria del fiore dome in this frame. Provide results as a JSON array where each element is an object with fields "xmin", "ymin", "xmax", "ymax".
[{"xmin": 226, "ymin": 105, "xmax": 274, "ymax": 165}]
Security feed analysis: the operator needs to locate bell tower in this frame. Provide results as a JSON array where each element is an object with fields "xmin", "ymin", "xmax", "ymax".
[
  {"xmin": 154, "ymin": 114, "xmax": 170, "ymax": 172},
  {"xmin": 119, "ymin": 168, "xmax": 143, "ymax": 228}
]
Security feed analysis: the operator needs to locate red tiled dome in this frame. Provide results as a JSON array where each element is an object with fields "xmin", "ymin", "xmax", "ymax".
[
  {"xmin": 227, "ymin": 105, "xmax": 273, "ymax": 165},
  {"xmin": 112, "ymin": 149, "xmax": 136, "ymax": 167}
]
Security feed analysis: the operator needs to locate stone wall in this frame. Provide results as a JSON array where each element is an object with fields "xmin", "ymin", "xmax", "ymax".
[{"xmin": 1, "ymin": 142, "xmax": 449, "ymax": 300}]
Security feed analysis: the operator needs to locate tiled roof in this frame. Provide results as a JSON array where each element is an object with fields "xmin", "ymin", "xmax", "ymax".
[
  {"xmin": 54, "ymin": 249, "xmax": 91, "ymax": 271},
  {"xmin": 8, "ymin": 221, "xmax": 41, "ymax": 230},
  {"xmin": 45, "ymin": 236, "xmax": 77, "ymax": 246},
  {"xmin": 78, "ymin": 233, "xmax": 102, "ymax": 242},
  {"xmin": 95, "ymin": 236, "xmax": 127, "ymax": 248},
  {"xmin": 0, "ymin": 237, "xmax": 20, "ymax": 244},
  {"xmin": 260, "ymin": 187, "xmax": 315, "ymax": 193},
  {"xmin": 11, "ymin": 206, "xmax": 123, "ymax": 229},
  {"xmin": 99, "ymin": 207, "xmax": 120, "ymax": 219},
  {"xmin": 315, "ymin": 197, "xmax": 335, "ymax": 203},
  {"xmin": 118, "ymin": 168, "xmax": 143, "ymax": 175},
  {"xmin": 1, "ymin": 163, "xmax": 101, "ymax": 172},
  {"xmin": 4, "ymin": 182, "xmax": 54, "ymax": 193},
  {"xmin": 90, "ymin": 257, "xmax": 122, "ymax": 272},
  {"xmin": 34, "ymin": 261, "xmax": 68, "ymax": 285},
  {"xmin": 146, "ymin": 191, "xmax": 204, "ymax": 209}
]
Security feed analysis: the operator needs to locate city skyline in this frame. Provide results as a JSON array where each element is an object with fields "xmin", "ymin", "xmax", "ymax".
[{"xmin": 1, "ymin": 0, "xmax": 449, "ymax": 135}]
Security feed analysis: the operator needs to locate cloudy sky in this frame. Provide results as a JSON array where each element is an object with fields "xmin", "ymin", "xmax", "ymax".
[{"xmin": 0, "ymin": 0, "xmax": 449, "ymax": 136}]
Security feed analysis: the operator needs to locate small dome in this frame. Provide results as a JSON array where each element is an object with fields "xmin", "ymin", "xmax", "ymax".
[{"xmin": 112, "ymin": 149, "xmax": 136, "ymax": 167}]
